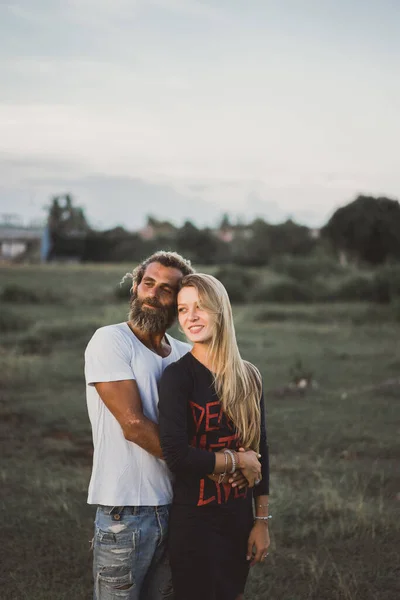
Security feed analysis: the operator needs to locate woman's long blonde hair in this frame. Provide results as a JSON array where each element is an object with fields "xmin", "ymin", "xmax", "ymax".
[{"xmin": 179, "ymin": 273, "xmax": 262, "ymax": 451}]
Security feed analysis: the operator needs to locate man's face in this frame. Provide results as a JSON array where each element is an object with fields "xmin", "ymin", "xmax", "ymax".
[{"xmin": 129, "ymin": 262, "xmax": 183, "ymax": 334}]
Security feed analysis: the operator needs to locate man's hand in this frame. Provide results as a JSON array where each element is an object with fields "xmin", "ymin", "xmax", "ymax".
[
  {"xmin": 236, "ymin": 449, "xmax": 261, "ymax": 488},
  {"xmin": 94, "ymin": 380, "xmax": 163, "ymax": 458}
]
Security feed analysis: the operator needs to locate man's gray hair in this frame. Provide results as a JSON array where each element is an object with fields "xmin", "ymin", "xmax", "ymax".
[{"xmin": 122, "ymin": 251, "xmax": 194, "ymax": 291}]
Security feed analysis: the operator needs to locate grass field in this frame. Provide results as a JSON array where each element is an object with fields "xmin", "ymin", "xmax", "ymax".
[{"xmin": 1, "ymin": 263, "xmax": 399, "ymax": 600}]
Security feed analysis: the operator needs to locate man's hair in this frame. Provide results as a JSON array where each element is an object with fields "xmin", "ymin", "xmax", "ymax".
[{"xmin": 124, "ymin": 251, "xmax": 194, "ymax": 291}]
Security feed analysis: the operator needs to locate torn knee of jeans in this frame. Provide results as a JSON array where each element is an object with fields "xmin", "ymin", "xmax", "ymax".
[
  {"xmin": 98, "ymin": 566, "xmax": 134, "ymax": 591},
  {"xmin": 115, "ymin": 583, "xmax": 133, "ymax": 590}
]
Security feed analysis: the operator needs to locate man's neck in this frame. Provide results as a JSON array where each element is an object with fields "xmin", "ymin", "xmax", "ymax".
[{"xmin": 127, "ymin": 321, "xmax": 171, "ymax": 357}]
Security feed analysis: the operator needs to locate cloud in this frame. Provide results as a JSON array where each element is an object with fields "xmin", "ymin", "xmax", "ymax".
[
  {"xmin": 52, "ymin": 174, "xmax": 216, "ymax": 230},
  {"xmin": 1, "ymin": 0, "xmax": 399, "ymax": 231},
  {"xmin": 0, "ymin": 154, "xmax": 217, "ymax": 229},
  {"xmin": 3, "ymin": 0, "xmax": 221, "ymax": 29},
  {"xmin": 148, "ymin": 0, "xmax": 222, "ymax": 20},
  {"xmin": 0, "ymin": 153, "xmax": 328, "ymax": 229},
  {"xmin": 187, "ymin": 183, "xmax": 212, "ymax": 193},
  {"xmin": 245, "ymin": 191, "xmax": 288, "ymax": 223},
  {"xmin": 3, "ymin": 2, "xmax": 47, "ymax": 23}
]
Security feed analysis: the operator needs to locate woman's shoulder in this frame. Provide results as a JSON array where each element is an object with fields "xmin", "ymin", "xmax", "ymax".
[{"xmin": 162, "ymin": 352, "xmax": 194, "ymax": 381}]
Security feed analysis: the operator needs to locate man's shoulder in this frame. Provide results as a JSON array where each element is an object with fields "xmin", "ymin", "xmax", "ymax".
[
  {"xmin": 86, "ymin": 323, "xmax": 131, "ymax": 351},
  {"xmin": 96, "ymin": 322, "xmax": 128, "ymax": 335}
]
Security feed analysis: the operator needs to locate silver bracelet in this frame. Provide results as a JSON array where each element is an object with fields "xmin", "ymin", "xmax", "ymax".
[
  {"xmin": 255, "ymin": 515, "xmax": 272, "ymax": 521},
  {"xmin": 230, "ymin": 450, "xmax": 236, "ymax": 474},
  {"xmin": 224, "ymin": 449, "xmax": 236, "ymax": 474},
  {"xmin": 217, "ymin": 451, "xmax": 229, "ymax": 484}
]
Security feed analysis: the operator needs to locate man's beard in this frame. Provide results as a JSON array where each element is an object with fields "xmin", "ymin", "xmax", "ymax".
[{"xmin": 128, "ymin": 291, "xmax": 177, "ymax": 334}]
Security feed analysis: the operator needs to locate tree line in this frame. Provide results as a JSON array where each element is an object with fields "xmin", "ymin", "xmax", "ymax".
[{"xmin": 45, "ymin": 194, "xmax": 400, "ymax": 266}]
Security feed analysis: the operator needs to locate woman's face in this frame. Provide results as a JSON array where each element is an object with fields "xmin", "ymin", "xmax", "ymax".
[{"xmin": 177, "ymin": 286, "xmax": 215, "ymax": 343}]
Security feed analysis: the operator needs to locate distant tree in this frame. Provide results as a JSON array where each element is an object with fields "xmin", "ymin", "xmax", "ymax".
[
  {"xmin": 267, "ymin": 219, "xmax": 316, "ymax": 257},
  {"xmin": 83, "ymin": 228, "xmax": 145, "ymax": 263},
  {"xmin": 48, "ymin": 197, "xmax": 63, "ymax": 232},
  {"xmin": 219, "ymin": 213, "xmax": 232, "ymax": 231},
  {"xmin": 231, "ymin": 218, "xmax": 315, "ymax": 266},
  {"xmin": 232, "ymin": 219, "xmax": 270, "ymax": 266},
  {"xmin": 46, "ymin": 194, "xmax": 90, "ymax": 260},
  {"xmin": 176, "ymin": 221, "xmax": 227, "ymax": 264},
  {"xmin": 322, "ymin": 195, "xmax": 400, "ymax": 265},
  {"xmin": 144, "ymin": 215, "xmax": 177, "ymax": 239},
  {"xmin": 147, "ymin": 215, "xmax": 158, "ymax": 228},
  {"xmin": 47, "ymin": 194, "xmax": 90, "ymax": 235}
]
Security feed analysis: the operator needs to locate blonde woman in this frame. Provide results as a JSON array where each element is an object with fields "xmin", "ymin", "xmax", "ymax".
[{"xmin": 158, "ymin": 273, "xmax": 270, "ymax": 600}]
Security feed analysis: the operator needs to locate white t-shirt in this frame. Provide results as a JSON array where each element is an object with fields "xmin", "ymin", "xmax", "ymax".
[{"xmin": 84, "ymin": 322, "xmax": 190, "ymax": 506}]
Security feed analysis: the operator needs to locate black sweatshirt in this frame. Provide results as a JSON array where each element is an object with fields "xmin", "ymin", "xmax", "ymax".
[{"xmin": 158, "ymin": 352, "xmax": 269, "ymax": 507}]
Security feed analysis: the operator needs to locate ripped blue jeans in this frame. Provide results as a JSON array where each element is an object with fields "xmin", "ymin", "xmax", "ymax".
[{"xmin": 93, "ymin": 505, "xmax": 174, "ymax": 600}]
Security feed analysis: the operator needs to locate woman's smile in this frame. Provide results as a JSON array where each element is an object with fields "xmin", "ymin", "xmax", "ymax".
[{"xmin": 188, "ymin": 324, "xmax": 204, "ymax": 334}]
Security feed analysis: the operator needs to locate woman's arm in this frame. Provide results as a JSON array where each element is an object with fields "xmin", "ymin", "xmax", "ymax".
[
  {"xmin": 158, "ymin": 363, "xmax": 261, "ymax": 479},
  {"xmin": 253, "ymin": 390, "xmax": 270, "ymax": 497},
  {"xmin": 247, "ymin": 389, "xmax": 271, "ymax": 565},
  {"xmin": 247, "ymin": 493, "xmax": 271, "ymax": 565}
]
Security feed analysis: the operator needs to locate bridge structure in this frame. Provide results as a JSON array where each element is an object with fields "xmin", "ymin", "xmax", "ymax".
[{"xmin": 0, "ymin": 225, "xmax": 44, "ymax": 261}]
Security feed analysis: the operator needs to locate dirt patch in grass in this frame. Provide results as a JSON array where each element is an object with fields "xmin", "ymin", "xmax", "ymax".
[
  {"xmin": 44, "ymin": 429, "xmax": 75, "ymax": 441},
  {"xmin": 0, "ymin": 410, "xmax": 36, "ymax": 426}
]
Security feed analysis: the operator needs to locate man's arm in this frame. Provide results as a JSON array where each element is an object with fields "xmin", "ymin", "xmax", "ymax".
[{"xmin": 94, "ymin": 380, "xmax": 163, "ymax": 458}]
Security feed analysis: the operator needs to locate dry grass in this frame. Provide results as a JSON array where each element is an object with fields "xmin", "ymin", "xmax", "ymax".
[{"xmin": 0, "ymin": 263, "xmax": 399, "ymax": 600}]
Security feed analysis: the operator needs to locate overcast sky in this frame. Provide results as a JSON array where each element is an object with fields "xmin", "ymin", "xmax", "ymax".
[{"xmin": 0, "ymin": 0, "xmax": 399, "ymax": 230}]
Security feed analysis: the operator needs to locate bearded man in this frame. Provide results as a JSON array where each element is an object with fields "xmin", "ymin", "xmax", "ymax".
[{"xmin": 84, "ymin": 251, "xmax": 194, "ymax": 600}]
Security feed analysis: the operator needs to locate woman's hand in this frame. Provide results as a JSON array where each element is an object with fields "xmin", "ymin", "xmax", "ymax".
[
  {"xmin": 207, "ymin": 470, "xmax": 248, "ymax": 489},
  {"xmin": 246, "ymin": 521, "xmax": 270, "ymax": 566},
  {"xmin": 236, "ymin": 450, "xmax": 262, "ymax": 488}
]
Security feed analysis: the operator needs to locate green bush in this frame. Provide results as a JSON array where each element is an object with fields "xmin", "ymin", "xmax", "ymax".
[
  {"xmin": 15, "ymin": 321, "xmax": 101, "ymax": 355},
  {"xmin": 252, "ymin": 280, "xmax": 315, "ymax": 303},
  {"xmin": 333, "ymin": 267, "xmax": 400, "ymax": 303},
  {"xmin": 254, "ymin": 306, "xmax": 329, "ymax": 323},
  {"xmin": 349, "ymin": 304, "xmax": 394, "ymax": 325},
  {"xmin": 0, "ymin": 308, "xmax": 31, "ymax": 333},
  {"xmin": 332, "ymin": 276, "xmax": 377, "ymax": 302},
  {"xmin": 0, "ymin": 284, "xmax": 41, "ymax": 303},
  {"xmin": 17, "ymin": 334, "xmax": 52, "ymax": 355},
  {"xmin": 373, "ymin": 265, "xmax": 400, "ymax": 303},
  {"xmin": 271, "ymin": 254, "xmax": 345, "ymax": 282},
  {"xmin": 254, "ymin": 304, "xmax": 397, "ymax": 325},
  {"xmin": 213, "ymin": 265, "xmax": 256, "ymax": 304},
  {"xmin": 0, "ymin": 284, "xmax": 64, "ymax": 304},
  {"xmin": 391, "ymin": 298, "xmax": 400, "ymax": 322},
  {"xmin": 114, "ymin": 277, "xmax": 133, "ymax": 301},
  {"xmin": 254, "ymin": 309, "xmax": 292, "ymax": 322}
]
